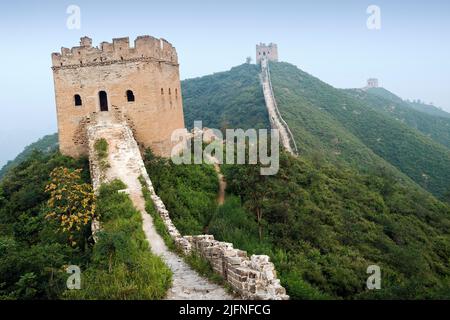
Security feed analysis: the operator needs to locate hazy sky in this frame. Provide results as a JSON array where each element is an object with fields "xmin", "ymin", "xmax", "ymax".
[{"xmin": 1, "ymin": 0, "xmax": 449, "ymax": 167}]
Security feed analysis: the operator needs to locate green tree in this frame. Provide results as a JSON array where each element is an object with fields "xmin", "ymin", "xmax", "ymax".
[{"xmin": 45, "ymin": 167, "xmax": 96, "ymax": 247}]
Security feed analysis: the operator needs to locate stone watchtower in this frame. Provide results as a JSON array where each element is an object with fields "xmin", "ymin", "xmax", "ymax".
[
  {"xmin": 367, "ymin": 78, "xmax": 379, "ymax": 88},
  {"xmin": 51, "ymin": 35, "xmax": 185, "ymax": 158},
  {"xmin": 256, "ymin": 43, "xmax": 278, "ymax": 64}
]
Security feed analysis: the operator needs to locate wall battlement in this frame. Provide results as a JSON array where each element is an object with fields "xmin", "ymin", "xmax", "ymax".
[{"xmin": 52, "ymin": 36, "xmax": 178, "ymax": 69}]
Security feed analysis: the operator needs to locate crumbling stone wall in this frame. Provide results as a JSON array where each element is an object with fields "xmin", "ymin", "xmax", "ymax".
[
  {"xmin": 85, "ymin": 112, "xmax": 288, "ymax": 300},
  {"xmin": 186, "ymin": 235, "xmax": 289, "ymax": 300},
  {"xmin": 149, "ymin": 179, "xmax": 289, "ymax": 300}
]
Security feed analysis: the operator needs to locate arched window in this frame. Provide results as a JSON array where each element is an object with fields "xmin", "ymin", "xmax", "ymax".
[
  {"xmin": 175, "ymin": 88, "xmax": 178, "ymax": 97},
  {"xmin": 161, "ymin": 88, "xmax": 164, "ymax": 95},
  {"xmin": 168, "ymin": 88, "xmax": 171, "ymax": 95},
  {"xmin": 74, "ymin": 94, "xmax": 82, "ymax": 106},
  {"xmin": 99, "ymin": 91, "xmax": 108, "ymax": 112},
  {"xmin": 126, "ymin": 90, "xmax": 135, "ymax": 102}
]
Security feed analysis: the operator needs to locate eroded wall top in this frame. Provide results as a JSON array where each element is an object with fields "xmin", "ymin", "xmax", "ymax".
[{"xmin": 52, "ymin": 35, "xmax": 178, "ymax": 69}]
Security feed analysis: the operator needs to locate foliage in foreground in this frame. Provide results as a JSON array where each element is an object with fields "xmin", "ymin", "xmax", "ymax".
[
  {"xmin": 0, "ymin": 151, "xmax": 90, "ymax": 299},
  {"xmin": 0, "ymin": 152, "xmax": 172, "ymax": 300},
  {"xmin": 63, "ymin": 180, "xmax": 172, "ymax": 300},
  {"xmin": 45, "ymin": 167, "xmax": 96, "ymax": 247},
  {"xmin": 143, "ymin": 149, "xmax": 218, "ymax": 235}
]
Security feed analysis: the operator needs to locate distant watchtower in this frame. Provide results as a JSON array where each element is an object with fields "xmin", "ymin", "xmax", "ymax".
[
  {"xmin": 367, "ymin": 78, "xmax": 379, "ymax": 88},
  {"xmin": 256, "ymin": 43, "xmax": 278, "ymax": 64},
  {"xmin": 51, "ymin": 36, "xmax": 185, "ymax": 158}
]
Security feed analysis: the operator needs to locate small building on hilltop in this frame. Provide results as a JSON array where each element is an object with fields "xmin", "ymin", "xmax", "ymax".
[
  {"xmin": 256, "ymin": 43, "xmax": 278, "ymax": 64},
  {"xmin": 366, "ymin": 78, "xmax": 379, "ymax": 88}
]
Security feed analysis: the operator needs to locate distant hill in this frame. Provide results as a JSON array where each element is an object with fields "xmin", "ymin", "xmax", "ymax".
[
  {"xmin": 0, "ymin": 133, "xmax": 58, "ymax": 180},
  {"xmin": 366, "ymin": 87, "xmax": 450, "ymax": 119},
  {"xmin": 407, "ymin": 100, "xmax": 450, "ymax": 119},
  {"xmin": 270, "ymin": 62, "xmax": 450, "ymax": 197},
  {"xmin": 346, "ymin": 87, "xmax": 450, "ymax": 149}
]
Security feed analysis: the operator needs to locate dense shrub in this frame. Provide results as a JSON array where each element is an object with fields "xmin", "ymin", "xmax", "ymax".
[
  {"xmin": 143, "ymin": 149, "xmax": 218, "ymax": 235},
  {"xmin": 0, "ymin": 151, "xmax": 90, "ymax": 299},
  {"xmin": 63, "ymin": 180, "xmax": 172, "ymax": 300}
]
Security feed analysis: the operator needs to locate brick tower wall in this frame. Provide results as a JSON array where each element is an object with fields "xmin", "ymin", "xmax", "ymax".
[
  {"xmin": 51, "ymin": 36, "xmax": 185, "ymax": 158},
  {"xmin": 256, "ymin": 43, "xmax": 278, "ymax": 64}
]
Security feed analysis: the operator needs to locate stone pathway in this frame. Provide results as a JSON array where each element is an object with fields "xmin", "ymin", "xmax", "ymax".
[{"xmin": 87, "ymin": 113, "xmax": 233, "ymax": 300}]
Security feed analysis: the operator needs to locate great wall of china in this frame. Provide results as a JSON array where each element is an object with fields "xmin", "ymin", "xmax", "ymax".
[
  {"xmin": 52, "ymin": 36, "xmax": 290, "ymax": 300},
  {"xmin": 86, "ymin": 111, "xmax": 289, "ymax": 300},
  {"xmin": 256, "ymin": 43, "xmax": 298, "ymax": 156},
  {"xmin": 260, "ymin": 58, "xmax": 298, "ymax": 155}
]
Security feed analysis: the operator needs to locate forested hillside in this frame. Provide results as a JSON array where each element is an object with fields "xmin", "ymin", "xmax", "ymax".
[
  {"xmin": 269, "ymin": 62, "xmax": 450, "ymax": 197},
  {"xmin": 407, "ymin": 100, "xmax": 450, "ymax": 119},
  {"xmin": 0, "ymin": 151, "xmax": 171, "ymax": 299},
  {"xmin": 182, "ymin": 62, "xmax": 450, "ymax": 198},
  {"xmin": 174, "ymin": 62, "xmax": 450, "ymax": 299},
  {"xmin": 145, "ymin": 149, "xmax": 450, "ymax": 299},
  {"xmin": 345, "ymin": 88, "xmax": 450, "ymax": 149},
  {"xmin": 365, "ymin": 87, "xmax": 450, "ymax": 119},
  {"xmin": 182, "ymin": 64, "xmax": 269, "ymax": 131},
  {"xmin": 0, "ymin": 134, "xmax": 58, "ymax": 180}
]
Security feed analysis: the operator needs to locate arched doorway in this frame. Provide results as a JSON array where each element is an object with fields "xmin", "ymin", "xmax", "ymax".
[
  {"xmin": 99, "ymin": 91, "xmax": 108, "ymax": 111},
  {"xmin": 126, "ymin": 90, "xmax": 135, "ymax": 102}
]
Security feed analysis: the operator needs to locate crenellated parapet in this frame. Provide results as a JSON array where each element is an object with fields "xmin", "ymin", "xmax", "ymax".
[{"xmin": 52, "ymin": 35, "xmax": 178, "ymax": 70}]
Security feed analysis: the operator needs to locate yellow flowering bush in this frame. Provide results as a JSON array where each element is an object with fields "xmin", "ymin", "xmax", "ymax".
[{"xmin": 45, "ymin": 167, "xmax": 96, "ymax": 246}]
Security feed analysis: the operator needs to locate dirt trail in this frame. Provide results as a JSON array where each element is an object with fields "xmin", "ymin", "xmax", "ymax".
[{"xmin": 214, "ymin": 164, "xmax": 226, "ymax": 205}]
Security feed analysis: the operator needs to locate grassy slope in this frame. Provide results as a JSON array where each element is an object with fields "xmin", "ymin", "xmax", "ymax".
[{"xmin": 269, "ymin": 62, "xmax": 450, "ymax": 197}]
